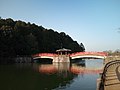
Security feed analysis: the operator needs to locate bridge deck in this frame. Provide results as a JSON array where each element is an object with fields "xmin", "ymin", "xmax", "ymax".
[{"xmin": 99, "ymin": 60, "xmax": 120, "ymax": 90}]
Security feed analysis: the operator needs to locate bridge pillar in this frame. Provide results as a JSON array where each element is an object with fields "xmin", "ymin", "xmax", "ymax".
[
  {"xmin": 53, "ymin": 55, "xmax": 70, "ymax": 62},
  {"xmin": 53, "ymin": 48, "xmax": 71, "ymax": 62}
]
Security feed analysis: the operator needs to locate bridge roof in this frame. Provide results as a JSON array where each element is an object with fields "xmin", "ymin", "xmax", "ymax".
[{"xmin": 56, "ymin": 48, "xmax": 71, "ymax": 52}]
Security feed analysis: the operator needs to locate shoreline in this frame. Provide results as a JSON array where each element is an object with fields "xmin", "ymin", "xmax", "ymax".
[{"xmin": 0, "ymin": 56, "xmax": 33, "ymax": 64}]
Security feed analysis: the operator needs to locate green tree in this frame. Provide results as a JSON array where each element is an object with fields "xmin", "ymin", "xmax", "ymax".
[
  {"xmin": 80, "ymin": 43, "xmax": 85, "ymax": 51},
  {"xmin": 0, "ymin": 18, "xmax": 85, "ymax": 58}
]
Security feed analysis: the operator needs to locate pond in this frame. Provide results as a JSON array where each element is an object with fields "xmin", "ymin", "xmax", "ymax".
[{"xmin": 0, "ymin": 59, "xmax": 103, "ymax": 90}]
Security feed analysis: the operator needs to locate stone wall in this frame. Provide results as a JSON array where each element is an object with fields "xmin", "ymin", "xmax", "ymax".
[{"xmin": 14, "ymin": 56, "xmax": 33, "ymax": 63}]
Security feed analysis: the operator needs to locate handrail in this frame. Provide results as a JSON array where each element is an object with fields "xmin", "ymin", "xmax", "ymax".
[
  {"xmin": 99, "ymin": 60, "xmax": 120, "ymax": 90},
  {"xmin": 70, "ymin": 52, "xmax": 107, "ymax": 57},
  {"xmin": 32, "ymin": 53, "xmax": 57, "ymax": 57}
]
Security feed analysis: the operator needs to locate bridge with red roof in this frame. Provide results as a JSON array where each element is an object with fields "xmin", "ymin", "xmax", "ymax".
[
  {"xmin": 70, "ymin": 52, "xmax": 107, "ymax": 59},
  {"xmin": 32, "ymin": 51, "xmax": 108, "ymax": 62}
]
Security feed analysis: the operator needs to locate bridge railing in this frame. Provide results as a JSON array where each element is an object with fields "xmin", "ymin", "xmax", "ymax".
[
  {"xmin": 33, "ymin": 52, "xmax": 108, "ymax": 58},
  {"xmin": 99, "ymin": 60, "xmax": 120, "ymax": 90},
  {"xmin": 39, "ymin": 53, "xmax": 57, "ymax": 57},
  {"xmin": 70, "ymin": 52, "xmax": 108, "ymax": 57},
  {"xmin": 32, "ymin": 53, "xmax": 57, "ymax": 57}
]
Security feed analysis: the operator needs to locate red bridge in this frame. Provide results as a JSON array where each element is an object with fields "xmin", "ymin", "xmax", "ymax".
[
  {"xmin": 70, "ymin": 52, "xmax": 107, "ymax": 59},
  {"xmin": 32, "ymin": 51, "xmax": 108, "ymax": 60}
]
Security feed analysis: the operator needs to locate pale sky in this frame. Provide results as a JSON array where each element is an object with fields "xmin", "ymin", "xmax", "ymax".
[{"xmin": 0, "ymin": 0, "xmax": 120, "ymax": 51}]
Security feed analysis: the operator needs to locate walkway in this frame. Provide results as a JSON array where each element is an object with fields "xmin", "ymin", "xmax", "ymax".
[{"xmin": 99, "ymin": 60, "xmax": 120, "ymax": 90}]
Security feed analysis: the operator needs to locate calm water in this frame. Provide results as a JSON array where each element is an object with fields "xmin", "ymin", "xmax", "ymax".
[{"xmin": 0, "ymin": 59, "xmax": 103, "ymax": 90}]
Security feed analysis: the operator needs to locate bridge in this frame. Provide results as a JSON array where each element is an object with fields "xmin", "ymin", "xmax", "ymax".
[
  {"xmin": 33, "ymin": 53, "xmax": 56, "ymax": 60},
  {"xmin": 70, "ymin": 52, "xmax": 107, "ymax": 59},
  {"xmin": 32, "ymin": 51, "xmax": 107, "ymax": 62}
]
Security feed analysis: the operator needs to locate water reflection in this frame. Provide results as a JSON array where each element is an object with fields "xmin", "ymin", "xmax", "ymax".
[
  {"xmin": 32, "ymin": 59, "xmax": 103, "ymax": 90},
  {"xmin": 33, "ymin": 59, "xmax": 103, "ymax": 75},
  {"xmin": 0, "ymin": 59, "xmax": 103, "ymax": 90}
]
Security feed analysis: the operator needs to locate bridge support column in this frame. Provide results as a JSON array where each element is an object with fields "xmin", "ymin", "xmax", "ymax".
[
  {"xmin": 53, "ymin": 55, "xmax": 70, "ymax": 62},
  {"xmin": 53, "ymin": 48, "xmax": 71, "ymax": 62}
]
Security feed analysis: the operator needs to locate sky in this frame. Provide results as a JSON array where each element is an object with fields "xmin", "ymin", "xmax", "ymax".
[{"xmin": 0, "ymin": 0, "xmax": 120, "ymax": 51}]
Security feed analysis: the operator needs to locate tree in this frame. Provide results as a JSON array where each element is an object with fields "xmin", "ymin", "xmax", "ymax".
[
  {"xmin": 25, "ymin": 33, "xmax": 39, "ymax": 54},
  {"xmin": 80, "ymin": 43, "xmax": 85, "ymax": 51},
  {"xmin": 0, "ymin": 18, "xmax": 85, "ymax": 57}
]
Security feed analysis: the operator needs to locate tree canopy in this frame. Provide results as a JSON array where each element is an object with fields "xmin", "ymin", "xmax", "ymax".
[{"xmin": 0, "ymin": 18, "xmax": 85, "ymax": 57}]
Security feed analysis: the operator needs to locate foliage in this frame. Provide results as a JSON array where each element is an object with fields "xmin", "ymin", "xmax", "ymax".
[
  {"xmin": 104, "ymin": 49, "xmax": 120, "ymax": 56},
  {"xmin": 0, "ymin": 18, "xmax": 85, "ymax": 57}
]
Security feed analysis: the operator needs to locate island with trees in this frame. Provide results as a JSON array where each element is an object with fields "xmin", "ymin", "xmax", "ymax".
[{"xmin": 0, "ymin": 18, "xmax": 85, "ymax": 63}]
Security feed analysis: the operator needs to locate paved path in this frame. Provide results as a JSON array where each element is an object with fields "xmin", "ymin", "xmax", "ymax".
[{"xmin": 104, "ymin": 63, "xmax": 120, "ymax": 90}]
